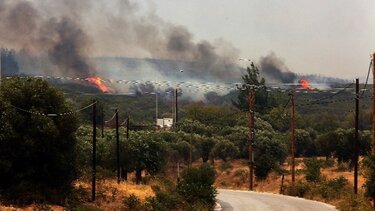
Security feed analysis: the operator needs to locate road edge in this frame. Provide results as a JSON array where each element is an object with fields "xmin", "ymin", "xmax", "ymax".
[{"xmin": 217, "ymin": 189, "xmax": 337, "ymax": 210}]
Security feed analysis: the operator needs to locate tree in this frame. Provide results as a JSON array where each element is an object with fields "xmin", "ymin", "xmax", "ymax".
[
  {"xmin": 295, "ymin": 129, "xmax": 317, "ymax": 157},
  {"xmin": 0, "ymin": 78, "xmax": 79, "ymax": 203},
  {"xmin": 334, "ymin": 129, "xmax": 371, "ymax": 165},
  {"xmin": 128, "ymin": 131, "xmax": 168, "ymax": 184},
  {"xmin": 211, "ymin": 139, "xmax": 239, "ymax": 162},
  {"xmin": 232, "ymin": 63, "xmax": 272, "ymax": 113},
  {"xmin": 185, "ymin": 105, "xmax": 239, "ymax": 129},
  {"xmin": 199, "ymin": 137, "xmax": 216, "ymax": 163},
  {"xmin": 304, "ymin": 158, "xmax": 322, "ymax": 182},
  {"xmin": 169, "ymin": 141, "xmax": 190, "ymax": 164},
  {"xmin": 316, "ymin": 131, "xmax": 339, "ymax": 160},
  {"xmin": 254, "ymin": 135, "xmax": 288, "ymax": 180}
]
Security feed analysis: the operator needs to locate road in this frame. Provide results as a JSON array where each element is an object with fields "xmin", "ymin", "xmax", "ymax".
[{"xmin": 216, "ymin": 189, "xmax": 337, "ymax": 211}]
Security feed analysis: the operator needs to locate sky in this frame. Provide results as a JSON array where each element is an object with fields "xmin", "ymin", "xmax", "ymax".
[{"xmin": 149, "ymin": 0, "xmax": 375, "ymax": 80}]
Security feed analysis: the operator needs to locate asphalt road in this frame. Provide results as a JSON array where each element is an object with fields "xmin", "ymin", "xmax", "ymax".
[{"xmin": 216, "ymin": 189, "xmax": 337, "ymax": 211}]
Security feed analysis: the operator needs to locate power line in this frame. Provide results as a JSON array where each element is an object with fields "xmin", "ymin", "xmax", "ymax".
[
  {"xmin": 11, "ymin": 101, "xmax": 96, "ymax": 116},
  {"xmin": 361, "ymin": 60, "xmax": 373, "ymax": 98},
  {"xmin": 104, "ymin": 112, "xmax": 117, "ymax": 123}
]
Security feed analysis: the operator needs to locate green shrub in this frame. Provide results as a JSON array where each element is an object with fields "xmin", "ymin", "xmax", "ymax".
[
  {"xmin": 304, "ymin": 158, "xmax": 322, "ymax": 182},
  {"xmin": 220, "ymin": 161, "xmax": 233, "ymax": 171},
  {"xmin": 122, "ymin": 194, "xmax": 142, "ymax": 210},
  {"xmin": 177, "ymin": 164, "xmax": 217, "ymax": 210},
  {"xmin": 337, "ymin": 193, "xmax": 372, "ymax": 211},
  {"xmin": 322, "ymin": 158, "xmax": 335, "ymax": 168},
  {"xmin": 328, "ymin": 176, "xmax": 348, "ymax": 192},
  {"xmin": 362, "ymin": 155, "xmax": 375, "ymax": 199},
  {"xmin": 255, "ymin": 156, "xmax": 275, "ymax": 180},
  {"xmin": 286, "ymin": 182, "xmax": 310, "ymax": 197}
]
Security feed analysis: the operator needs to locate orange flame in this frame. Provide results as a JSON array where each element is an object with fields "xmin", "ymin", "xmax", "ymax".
[
  {"xmin": 299, "ymin": 79, "xmax": 313, "ymax": 90},
  {"xmin": 87, "ymin": 76, "xmax": 109, "ymax": 93}
]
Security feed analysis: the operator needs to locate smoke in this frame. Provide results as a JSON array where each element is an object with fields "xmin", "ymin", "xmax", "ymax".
[
  {"xmin": 259, "ymin": 52, "xmax": 297, "ymax": 83},
  {"xmin": 0, "ymin": 0, "xmax": 242, "ymax": 82},
  {"xmin": 0, "ymin": 0, "xmax": 94, "ymax": 78}
]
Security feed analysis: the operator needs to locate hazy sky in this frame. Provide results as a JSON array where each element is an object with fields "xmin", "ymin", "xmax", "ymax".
[{"xmin": 149, "ymin": 0, "xmax": 375, "ymax": 79}]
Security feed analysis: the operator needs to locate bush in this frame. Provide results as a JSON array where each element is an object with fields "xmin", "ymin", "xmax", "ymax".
[
  {"xmin": 337, "ymin": 193, "xmax": 372, "ymax": 211},
  {"xmin": 322, "ymin": 158, "xmax": 335, "ymax": 168},
  {"xmin": 286, "ymin": 182, "xmax": 310, "ymax": 197},
  {"xmin": 220, "ymin": 161, "xmax": 233, "ymax": 171},
  {"xmin": 362, "ymin": 155, "xmax": 375, "ymax": 199},
  {"xmin": 254, "ymin": 155, "xmax": 275, "ymax": 180},
  {"xmin": 316, "ymin": 177, "xmax": 349, "ymax": 199},
  {"xmin": 177, "ymin": 164, "xmax": 217, "ymax": 210},
  {"xmin": 122, "ymin": 194, "xmax": 142, "ymax": 210},
  {"xmin": 304, "ymin": 158, "xmax": 322, "ymax": 182}
]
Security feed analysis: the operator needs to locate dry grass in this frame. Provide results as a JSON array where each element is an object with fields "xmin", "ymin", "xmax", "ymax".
[
  {"xmin": 213, "ymin": 158, "xmax": 366, "ymax": 193},
  {"xmin": 0, "ymin": 205, "xmax": 64, "ymax": 211},
  {"xmin": 0, "ymin": 178, "xmax": 154, "ymax": 211}
]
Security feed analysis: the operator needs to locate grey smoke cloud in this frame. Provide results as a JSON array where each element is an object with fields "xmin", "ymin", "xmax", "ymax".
[
  {"xmin": 0, "ymin": 0, "xmax": 242, "ymax": 82},
  {"xmin": 0, "ymin": 0, "xmax": 95, "ymax": 78},
  {"xmin": 259, "ymin": 52, "xmax": 297, "ymax": 83}
]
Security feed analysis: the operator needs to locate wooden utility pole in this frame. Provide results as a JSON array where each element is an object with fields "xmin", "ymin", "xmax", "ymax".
[
  {"xmin": 101, "ymin": 111, "xmax": 104, "ymax": 138},
  {"xmin": 372, "ymin": 52, "xmax": 375, "ymax": 209},
  {"xmin": 126, "ymin": 116, "xmax": 129, "ymax": 140},
  {"xmin": 0, "ymin": 51, "xmax": 2, "ymax": 86},
  {"xmin": 373, "ymin": 53, "xmax": 375, "ymax": 154},
  {"xmin": 175, "ymin": 88, "xmax": 178, "ymax": 124},
  {"xmin": 248, "ymin": 90, "xmax": 256, "ymax": 191},
  {"xmin": 92, "ymin": 101, "xmax": 97, "ymax": 201},
  {"xmin": 189, "ymin": 123, "xmax": 193, "ymax": 167},
  {"xmin": 289, "ymin": 93, "xmax": 295, "ymax": 184},
  {"xmin": 115, "ymin": 109, "xmax": 120, "ymax": 184},
  {"xmin": 122, "ymin": 116, "xmax": 130, "ymax": 182},
  {"xmin": 354, "ymin": 78, "xmax": 359, "ymax": 194}
]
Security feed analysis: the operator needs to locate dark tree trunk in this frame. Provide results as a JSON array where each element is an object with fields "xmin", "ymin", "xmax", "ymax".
[
  {"xmin": 121, "ymin": 167, "xmax": 128, "ymax": 181},
  {"xmin": 135, "ymin": 169, "xmax": 142, "ymax": 184}
]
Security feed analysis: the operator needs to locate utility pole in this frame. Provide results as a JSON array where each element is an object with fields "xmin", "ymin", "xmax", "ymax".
[
  {"xmin": 354, "ymin": 78, "xmax": 359, "ymax": 194},
  {"xmin": 372, "ymin": 52, "xmax": 375, "ymax": 209},
  {"xmin": 101, "ymin": 111, "xmax": 104, "ymax": 138},
  {"xmin": 122, "ymin": 116, "xmax": 130, "ymax": 181},
  {"xmin": 0, "ymin": 51, "xmax": 2, "ymax": 86},
  {"xmin": 373, "ymin": 52, "xmax": 375, "ymax": 154},
  {"xmin": 115, "ymin": 109, "xmax": 120, "ymax": 184},
  {"xmin": 289, "ymin": 92, "xmax": 296, "ymax": 185},
  {"xmin": 92, "ymin": 101, "xmax": 97, "ymax": 201},
  {"xmin": 155, "ymin": 92, "xmax": 158, "ymax": 123},
  {"xmin": 189, "ymin": 123, "xmax": 193, "ymax": 167},
  {"xmin": 126, "ymin": 116, "xmax": 129, "ymax": 140},
  {"xmin": 248, "ymin": 89, "xmax": 256, "ymax": 191},
  {"xmin": 175, "ymin": 88, "xmax": 178, "ymax": 124}
]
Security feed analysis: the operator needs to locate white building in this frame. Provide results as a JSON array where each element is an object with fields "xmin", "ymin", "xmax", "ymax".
[{"xmin": 157, "ymin": 118, "xmax": 173, "ymax": 128}]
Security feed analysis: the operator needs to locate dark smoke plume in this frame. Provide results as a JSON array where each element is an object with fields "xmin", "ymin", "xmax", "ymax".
[
  {"xmin": 0, "ymin": 0, "xmax": 241, "ymax": 82},
  {"xmin": 259, "ymin": 52, "xmax": 297, "ymax": 83},
  {"xmin": 0, "ymin": 0, "xmax": 96, "ymax": 78}
]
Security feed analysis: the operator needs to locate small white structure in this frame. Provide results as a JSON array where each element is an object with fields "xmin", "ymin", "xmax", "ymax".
[{"xmin": 157, "ymin": 118, "xmax": 173, "ymax": 128}]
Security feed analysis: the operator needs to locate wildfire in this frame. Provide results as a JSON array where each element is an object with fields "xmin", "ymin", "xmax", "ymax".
[
  {"xmin": 87, "ymin": 76, "xmax": 109, "ymax": 93},
  {"xmin": 299, "ymin": 79, "xmax": 313, "ymax": 91}
]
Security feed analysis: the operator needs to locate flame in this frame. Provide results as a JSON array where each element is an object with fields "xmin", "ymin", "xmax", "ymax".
[
  {"xmin": 87, "ymin": 76, "xmax": 109, "ymax": 93},
  {"xmin": 299, "ymin": 79, "xmax": 313, "ymax": 90}
]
